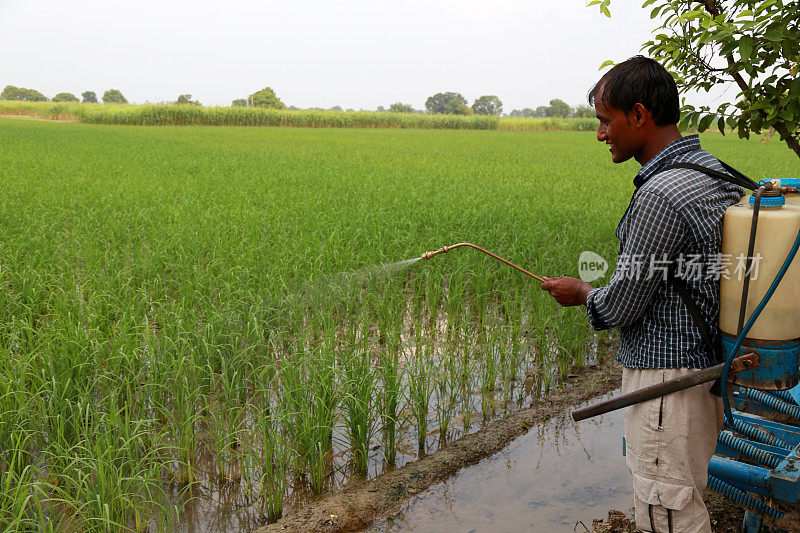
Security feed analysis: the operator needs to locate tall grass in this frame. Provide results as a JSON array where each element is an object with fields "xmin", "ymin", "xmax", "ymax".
[{"xmin": 0, "ymin": 101, "xmax": 598, "ymax": 131}]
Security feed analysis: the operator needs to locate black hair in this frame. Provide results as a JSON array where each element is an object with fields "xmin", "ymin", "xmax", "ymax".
[{"xmin": 588, "ymin": 55, "xmax": 680, "ymax": 126}]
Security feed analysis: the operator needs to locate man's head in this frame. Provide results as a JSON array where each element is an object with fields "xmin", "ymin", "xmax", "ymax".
[{"xmin": 588, "ymin": 56, "xmax": 680, "ymax": 164}]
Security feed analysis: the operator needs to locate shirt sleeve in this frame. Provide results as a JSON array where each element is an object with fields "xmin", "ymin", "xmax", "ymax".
[{"xmin": 586, "ymin": 189, "xmax": 686, "ymax": 330}]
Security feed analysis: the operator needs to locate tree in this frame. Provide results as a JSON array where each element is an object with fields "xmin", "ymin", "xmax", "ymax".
[
  {"xmin": 573, "ymin": 104, "xmax": 596, "ymax": 118},
  {"xmin": 545, "ymin": 98, "xmax": 572, "ymax": 118},
  {"xmin": 176, "ymin": 94, "xmax": 201, "ymax": 106},
  {"xmin": 472, "ymin": 95, "xmax": 503, "ymax": 115},
  {"xmin": 592, "ymin": 0, "xmax": 800, "ymax": 159},
  {"xmin": 535, "ymin": 106, "xmax": 549, "ymax": 118},
  {"xmin": 102, "ymin": 89, "xmax": 128, "ymax": 104},
  {"xmin": 329, "ymin": 106, "xmax": 342, "ymax": 111},
  {"xmin": 52, "ymin": 92, "xmax": 79, "ymax": 102},
  {"xmin": 82, "ymin": 91, "xmax": 97, "ymax": 103},
  {"xmin": 425, "ymin": 92, "xmax": 471, "ymax": 115},
  {"xmin": 249, "ymin": 87, "xmax": 285, "ymax": 109},
  {"xmin": 0, "ymin": 85, "xmax": 19, "ymax": 100},
  {"xmin": 509, "ymin": 107, "xmax": 544, "ymax": 118},
  {"xmin": 232, "ymin": 99, "xmax": 247, "ymax": 107},
  {"xmin": 1, "ymin": 85, "xmax": 47, "ymax": 101},
  {"xmin": 388, "ymin": 102, "xmax": 414, "ymax": 113}
]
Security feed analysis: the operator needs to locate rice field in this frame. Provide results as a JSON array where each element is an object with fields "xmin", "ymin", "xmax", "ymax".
[
  {"xmin": 0, "ymin": 101, "xmax": 599, "ymax": 131},
  {"xmin": 0, "ymin": 117, "xmax": 795, "ymax": 531}
]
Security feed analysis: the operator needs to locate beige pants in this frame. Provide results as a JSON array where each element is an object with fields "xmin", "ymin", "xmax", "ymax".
[{"xmin": 622, "ymin": 368, "xmax": 723, "ymax": 533}]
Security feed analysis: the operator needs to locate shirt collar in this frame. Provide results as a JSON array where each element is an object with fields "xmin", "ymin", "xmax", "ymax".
[{"xmin": 634, "ymin": 134, "xmax": 702, "ymax": 189}]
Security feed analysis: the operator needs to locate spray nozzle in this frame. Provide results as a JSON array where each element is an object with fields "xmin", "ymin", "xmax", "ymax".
[{"xmin": 420, "ymin": 246, "xmax": 451, "ymax": 260}]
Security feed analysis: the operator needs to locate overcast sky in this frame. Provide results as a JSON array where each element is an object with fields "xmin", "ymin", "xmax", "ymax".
[{"xmin": 0, "ymin": 0, "xmax": 735, "ymax": 111}]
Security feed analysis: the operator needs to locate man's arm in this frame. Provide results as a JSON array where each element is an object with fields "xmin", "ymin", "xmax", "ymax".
[{"xmin": 542, "ymin": 189, "xmax": 686, "ymax": 329}]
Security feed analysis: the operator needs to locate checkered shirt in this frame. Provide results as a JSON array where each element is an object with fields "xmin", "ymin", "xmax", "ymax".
[{"xmin": 586, "ymin": 135, "xmax": 744, "ymax": 369}]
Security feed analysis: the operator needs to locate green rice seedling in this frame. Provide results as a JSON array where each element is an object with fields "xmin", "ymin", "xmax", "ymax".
[
  {"xmin": 434, "ymin": 336, "xmax": 461, "ymax": 443},
  {"xmin": 253, "ymin": 369, "xmax": 291, "ymax": 523},
  {"xmin": 407, "ymin": 329, "xmax": 434, "ymax": 450},
  {"xmin": 161, "ymin": 354, "xmax": 201, "ymax": 486},
  {"xmin": 0, "ymin": 432, "xmax": 43, "ymax": 531},
  {"xmin": 457, "ymin": 328, "xmax": 475, "ymax": 430},
  {"xmin": 377, "ymin": 337, "xmax": 402, "ymax": 465},
  {"xmin": 374, "ymin": 288, "xmax": 404, "ymax": 466},
  {"xmin": 306, "ymin": 325, "xmax": 339, "ymax": 494},
  {"xmin": 277, "ymin": 347, "xmax": 313, "ymax": 483},
  {"xmin": 211, "ymin": 356, "xmax": 248, "ymax": 482},
  {"xmin": 341, "ymin": 316, "xmax": 375, "ymax": 477},
  {"xmin": 273, "ymin": 325, "xmax": 336, "ymax": 494},
  {"xmin": 480, "ymin": 345, "xmax": 498, "ymax": 422},
  {"xmin": 44, "ymin": 401, "xmax": 173, "ymax": 533}
]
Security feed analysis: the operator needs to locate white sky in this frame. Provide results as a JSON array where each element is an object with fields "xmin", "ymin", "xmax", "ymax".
[{"xmin": 0, "ymin": 0, "xmax": 734, "ymax": 111}]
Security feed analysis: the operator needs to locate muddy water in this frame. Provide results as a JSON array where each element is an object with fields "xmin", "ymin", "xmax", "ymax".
[{"xmin": 365, "ymin": 391, "xmax": 631, "ymax": 532}]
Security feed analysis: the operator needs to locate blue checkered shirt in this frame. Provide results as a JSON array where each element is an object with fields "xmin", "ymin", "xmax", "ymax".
[{"xmin": 586, "ymin": 135, "xmax": 744, "ymax": 369}]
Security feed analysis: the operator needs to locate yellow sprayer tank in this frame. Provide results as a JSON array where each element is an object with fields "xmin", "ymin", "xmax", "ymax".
[{"xmin": 720, "ymin": 190, "xmax": 800, "ymax": 389}]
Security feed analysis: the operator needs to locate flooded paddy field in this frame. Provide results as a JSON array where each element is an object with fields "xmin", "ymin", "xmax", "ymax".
[{"xmin": 1, "ymin": 118, "xmax": 794, "ymax": 531}]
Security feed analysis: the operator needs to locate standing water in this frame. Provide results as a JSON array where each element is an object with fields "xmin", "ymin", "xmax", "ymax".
[{"xmin": 365, "ymin": 391, "xmax": 631, "ymax": 532}]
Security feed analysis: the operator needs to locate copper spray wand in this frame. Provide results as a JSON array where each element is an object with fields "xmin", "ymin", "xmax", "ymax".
[{"xmin": 419, "ymin": 243, "xmax": 547, "ymax": 283}]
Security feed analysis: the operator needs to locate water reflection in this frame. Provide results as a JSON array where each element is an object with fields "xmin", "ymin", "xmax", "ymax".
[{"xmin": 366, "ymin": 391, "xmax": 631, "ymax": 532}]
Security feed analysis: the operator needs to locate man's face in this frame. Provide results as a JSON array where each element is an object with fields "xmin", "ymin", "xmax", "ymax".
[{"xmin": 595, "ymin": 97, "xmax": 643, "ymax": 164}]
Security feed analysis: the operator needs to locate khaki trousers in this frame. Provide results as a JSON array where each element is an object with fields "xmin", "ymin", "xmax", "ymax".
[{"xmin": 622, "ymin": 368, "xmax": 723, "ymax": 533}]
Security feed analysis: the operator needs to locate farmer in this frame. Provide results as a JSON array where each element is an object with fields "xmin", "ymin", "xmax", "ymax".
[{"xmin": 540, "ymin": 55, "xmax": 743, "ymax": 532}]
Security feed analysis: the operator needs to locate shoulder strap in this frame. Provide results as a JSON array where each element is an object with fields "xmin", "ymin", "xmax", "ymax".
[
  {"xmin": 660, "ymin": 159, "xmax": 752, "ymax": 372},
  {"xmin": 661, "ymin": 160, "xmax": 759, "ymax": 190},
  {"xmin": 668, "ymin": 273, "xmax": 719, "ymax": 363}
]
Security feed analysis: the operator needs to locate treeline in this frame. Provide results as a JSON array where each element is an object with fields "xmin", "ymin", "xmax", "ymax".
[
  {"xmin": 2, "ymin": 84, "xmax": 592, "ymax": 120},
  {"xmin": 508, "ymin": 98, "xmax": 595, "ymax": 119},
  {"xmin": 1, "ymin": 86, "xmax": 128, "ymax": 104}
]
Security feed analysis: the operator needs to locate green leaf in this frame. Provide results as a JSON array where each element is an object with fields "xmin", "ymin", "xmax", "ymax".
[
  {"xmin": 756, "ymin": 0, "xmax": 777, "ymax": 14},
  {"xmin": 678, "ymin": 112, "xmax": 691, "ymax": 131},
  {"xmin": 690, "ymin": 111, "xmax": 700, "ymax": 130},
  {"xmin": 587, "ymin": 0, "xmax": 601, "ymax": 6},
  {"xmin": 739, "ymin": 36, "xmax": 753, "ymax": 59},
  {"xmin": 650, "ymin": 5, "xmax": 663, "ymax": 19},
  {"xmin": 752, "ymin": 113, "xmax": 763, "ymax": 132},
  {"xmin": 698, "ymin": 114, "xmax": 714, "ymax": 132},
  {"xmin": 600, "ymin": 2, "xmax": 611, "ymax": 17},
  {"xmin": 764, "ymin": 27, "xmax": 783, "ymax": 41},
  {"xmin": 737, "ymin": 120, "xmax": 747, "ymax": 139},
  {"xmin": 598, "ymin": 59, "xmax": 615, "ymax": 70},
  {"xmin": 718, "ymin": 116, "xmax": 726, "ymax": 135},
  {"xmin": 641, "ymin": 0, "xmax": 657, "ymax": 7}
]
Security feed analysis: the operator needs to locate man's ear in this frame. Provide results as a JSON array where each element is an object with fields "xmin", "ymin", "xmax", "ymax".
[{"xmin": 631, "ymin": 103, "xmax": 650, "ymax": 127}]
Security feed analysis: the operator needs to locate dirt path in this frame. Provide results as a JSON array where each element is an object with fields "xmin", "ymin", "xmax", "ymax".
[{"xmin": 255, "ymin": 360, "xmax": 622, "ymax": 533}]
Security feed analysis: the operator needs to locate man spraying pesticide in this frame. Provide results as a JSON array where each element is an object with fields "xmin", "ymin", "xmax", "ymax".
[
  {"xmin": 419, "ymin": 55, "xmax": 799, "ymax": 530},
  {"xmin": 540, "ymin": 56, "xmax": 744, "ymax": 532}
]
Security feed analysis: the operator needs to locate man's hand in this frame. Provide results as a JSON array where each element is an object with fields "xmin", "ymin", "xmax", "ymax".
[{"xmin": 540, "ymin": 277, "xmax": 593, "ymax": 307}]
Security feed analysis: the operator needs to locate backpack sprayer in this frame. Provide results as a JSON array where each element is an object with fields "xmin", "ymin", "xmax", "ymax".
[{"xmin": 421, "ymin": 169, "xmax": 800, "ymax": 528}]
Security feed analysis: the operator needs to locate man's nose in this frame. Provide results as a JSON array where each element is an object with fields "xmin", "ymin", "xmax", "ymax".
[{"xmin": 597, "ymin": 125, "xmax": 607, "ymax": 142}]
